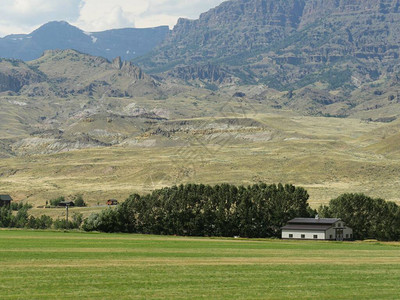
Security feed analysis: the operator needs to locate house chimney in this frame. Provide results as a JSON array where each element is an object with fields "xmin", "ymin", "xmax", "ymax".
[{"xmin": 315, "ymin": 214, "xmax": 320, "ymax": 220}]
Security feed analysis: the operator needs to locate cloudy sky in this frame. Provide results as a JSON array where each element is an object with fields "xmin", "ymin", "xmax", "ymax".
[{"xmin": 0, "ymin": 0, "xmax": 226, "ymax": 37}]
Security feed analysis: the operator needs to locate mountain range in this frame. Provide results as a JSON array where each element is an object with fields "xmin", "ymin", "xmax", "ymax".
[
  {"xmin": 1, "ymin": 1, "xmax": 400, "ymax": 126},
  {"xmin": 0, "ymin": 21, "xmax": 169, "ymax": 61},
  {"xmin": 3, "ymin": 0, "xmax": 400, "ymax": 96}
]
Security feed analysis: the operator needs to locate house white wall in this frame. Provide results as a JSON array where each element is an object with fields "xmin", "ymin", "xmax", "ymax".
[
  {"xmin": 325, "ymin": 227, "xmax": 336, "ymax": 240},
  {"xmin": 335, "ymin": 220, "xmax": 344, "ymax": 228},
  {"xmin": 323, "ymin": 223, "xmax": 354, "ymax": 240},
  {"xmin": 282, "ymin": 230, "xmax": 325, "ymax": 240}
]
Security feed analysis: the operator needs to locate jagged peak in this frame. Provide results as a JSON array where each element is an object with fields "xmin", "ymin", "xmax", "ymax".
[
  {"xmin": 112, "ymin": 57, "xmax": 123, "ymax": 69},
  {"xmin": 111, "ymin": 57, "xmax": 146, "ymax": 80}
]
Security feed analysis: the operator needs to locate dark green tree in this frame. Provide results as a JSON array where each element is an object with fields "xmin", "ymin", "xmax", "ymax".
[{"xmin": 318, "ymin": 193, "xmax": 400, "ymax": 241}]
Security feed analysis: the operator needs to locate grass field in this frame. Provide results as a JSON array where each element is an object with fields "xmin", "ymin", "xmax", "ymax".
[{"xmin": 0, "ymin": 230, "xmax": 399, "ymax": 299}]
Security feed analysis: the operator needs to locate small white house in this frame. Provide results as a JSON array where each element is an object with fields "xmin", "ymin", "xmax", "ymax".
[{"xmin": 281, "ymin": 216, "xmax": 353, "ymax": 241}]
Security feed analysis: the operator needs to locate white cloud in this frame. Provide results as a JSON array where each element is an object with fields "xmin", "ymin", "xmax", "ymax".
[
  {"xmin": 136, "ymin": 0, "xmax": 226, "ymax": 28},
  {"xmin": 0, "ymin": 0, "xmax": 226, "ymax": 37},
  {"xmin": 146, "ymin": 0, "xmax": 226, "ymax": 18},
  {"xmin": 73, "ymin": 0, "xmax": 144, "ymax": 32}
]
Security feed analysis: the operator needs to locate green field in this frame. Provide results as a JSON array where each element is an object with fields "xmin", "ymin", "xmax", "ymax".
[{"xmin": 0, "ymin": 230, "xmax": 399, "ymax": 299}]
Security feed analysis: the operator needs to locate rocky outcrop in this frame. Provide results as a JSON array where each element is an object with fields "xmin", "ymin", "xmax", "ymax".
[
  {"xmin": 0, "ymin": 73, "xmax": 22, "ymax": 92},
  {"xmin": 0, "ymin": 59, "xmax": 45, "ymax": 93},
  {"xmin": 112, "ymin": 57, "xmax": 146, "ymax": 81},
  {"xmin": 167, "ymin": 64, "xmax": 236, "ymax": 84}
]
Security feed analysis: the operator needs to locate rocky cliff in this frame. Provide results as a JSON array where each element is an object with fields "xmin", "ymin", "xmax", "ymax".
[{"xmin": 137, "ymin": 0, "xmax": 400, "ymax": 91}]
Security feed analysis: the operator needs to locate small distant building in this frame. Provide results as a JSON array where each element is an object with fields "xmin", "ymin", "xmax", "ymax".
[
  {"xmin": 58, "ymin": 201, "xmax": 75, "ymax": 207},
  {"xmin": 0, "ymin": 195, "xmax": 13, "ymax": 207},
  {"xmin": 281, "ymin": 216, "xmax": 353, "ymax": 241},
  {"xmin": 107, "ymin": 199, "xmax": 119, "ymax": 206}
]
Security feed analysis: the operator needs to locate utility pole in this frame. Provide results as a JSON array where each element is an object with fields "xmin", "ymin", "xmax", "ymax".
[{"xmin": 66, "ymin": 204, "xmax": 69, "ymax": 222}]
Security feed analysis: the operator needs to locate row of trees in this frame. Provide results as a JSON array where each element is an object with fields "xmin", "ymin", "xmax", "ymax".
[
  {"xmin": 0, "ymin": 206, "xmax": 83, "ymax": 230},
  {"xmin": 319, "ymin": 193, "xmax": 400, "ymax": 241},
  {"xmin": 83, "ymin": 183, "xmax": 315, "ymax": 238},
  {"xmin": 2, "ymin": 185, "xmax": 400, "ymax": 241},
  {"xmin": 10, "ymin": 202, "xmax": 32, "ymax": 211}
]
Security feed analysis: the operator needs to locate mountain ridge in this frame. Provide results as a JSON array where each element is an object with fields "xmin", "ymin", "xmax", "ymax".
[{"xmin": 0, "ymin": 21, "xmax": 170, "ymax": 61}]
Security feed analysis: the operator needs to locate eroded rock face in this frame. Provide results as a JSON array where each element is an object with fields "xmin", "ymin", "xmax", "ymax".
[
  {"xmin": 0, "ymin": 73, "xmax": 21, "ymax": 92},
  {"xmin": 139, "ymin": 0, "xmax": 400, "ymax": 90},
  {"xmin": 0, "ymin": 60, "xmax": 45, "ymax": 92},
  {"xmin": 167, "ymin": 64, "xmax": 236, "ymax": 84},
  {"xmin": 299, "ymin": 0, "xmax": 397, "ymax": 25},
  {"xmin": 164, "ymin": 0, "xmax": 307, "ymax": 62}
]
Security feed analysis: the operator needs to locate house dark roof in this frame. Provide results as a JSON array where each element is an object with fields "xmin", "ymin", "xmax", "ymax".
[
  {"xmin": 282, "ymin": 218, "xmax": 344, "ymax": 231},
  {"xmin": 58, "ymin": 201, "xmax": 75, "ymax": 206},
  {"xmin": 281, "ymin": 224, "xmax": 333, "ymax": 231},
  {"xmin": 0, "ymin": 195, "xmax": 12, "ymax": 201},
  {"xmin": 287, "ymin": 218, "xmax": 340, "ymax": 225}
]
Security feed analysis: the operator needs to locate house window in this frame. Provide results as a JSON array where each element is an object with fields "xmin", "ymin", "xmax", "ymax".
[
  {"xmin": 313, "ymin": 235, "xmax": 318, "ymax": 239},
  {"xmin": 350, "ymin": 234, "xmax": 353, "ymax": 239},
  {"xmin": 346, "ymin": 234, "xmax": 349, "ymax": 238},
  {"xmin": 301, "ymin": 234, "xmax": 305, "ymax": 239},
  {"xmin": 330, "ymin": 235, "xmax": 333, "ymax": 239},
  {"xmin": 289, "ymin": 234, "xmax": 293, "ymax": 238}
]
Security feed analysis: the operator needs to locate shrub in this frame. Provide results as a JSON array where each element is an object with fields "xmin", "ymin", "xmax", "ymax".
[
  {"xmin": 54, "ymin": 213, "xmax": 83, "ymax": 230},
  {"xmin": 26, "ymin": 215, "xmax": 53, "ymax": 229},
  {"xmin": 13, "ymin": 209, "xmax": 29, "ymax": 228},
  {"xmin": 53, "ymin": 219, "xmax": 71, "ymax": 230},
  {"xmin": 50, "ymin": 196, "xmax": 65, "ymax": 207},
  {"xmin": 0, "ymin": 206, "xmax": 51, "ymax": 230},
  {"xmin": 82, "ymin": 208, "xmax": 121, "ymax": 232},
  {"xmin": 10, "ymin": 202, "xmax": 33, "ymax": 211},
  {"xmin": 73, "ymin": 195, "xmax": 86, "ymax": 207},
  {"xmin": 0, "ymin": 207, "xmax": 13, "ymax": 227},
  {"xmin": 10, "ymin": 202, "xmax": 23, "ymax": 211}
]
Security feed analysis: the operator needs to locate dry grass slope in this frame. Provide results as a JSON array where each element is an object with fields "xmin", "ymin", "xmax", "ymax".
[{"xmin": 1, "ymin": 112, "xmax": 400, "ymax": 221}]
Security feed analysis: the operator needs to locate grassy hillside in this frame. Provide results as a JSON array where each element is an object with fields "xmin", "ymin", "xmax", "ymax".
[
  {"xmin": 2, "ymin": 112, "xmax": 400, "ymax": 218},
  {"xmin": 0, "ymin": 230, "xmax": 399, "ymax": 299}
]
